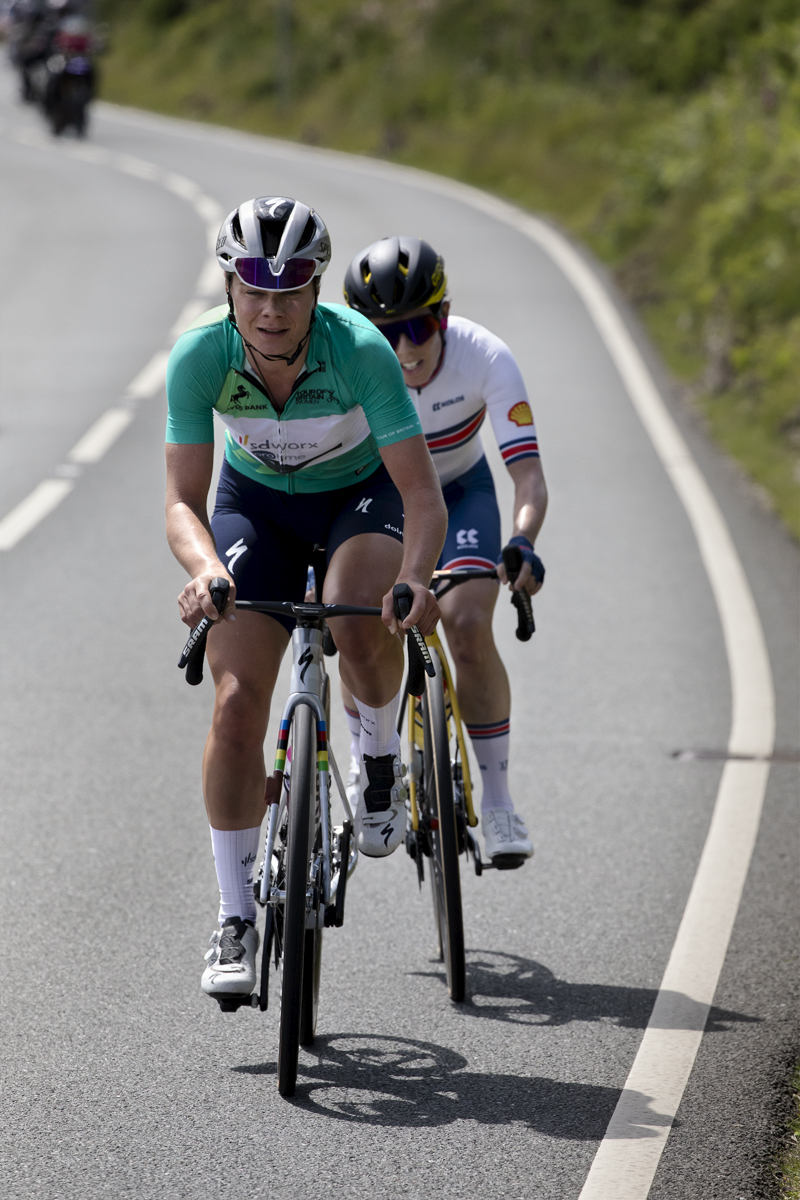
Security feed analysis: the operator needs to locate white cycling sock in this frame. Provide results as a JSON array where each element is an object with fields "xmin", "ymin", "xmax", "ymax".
[
  {"xmin": 465, "ymin": 720, "xmax": 514, "ymax": 814},
  {"xmin": 210, "ymin": 825, "xmax": 260, "ymax": 926},
  {"xmin": 353, "ymin": 690, "xmax": 401, "ymax": 759},
  {"xmin": 344, "ymin": 703, "xmax": 362, "ymax": 763}
]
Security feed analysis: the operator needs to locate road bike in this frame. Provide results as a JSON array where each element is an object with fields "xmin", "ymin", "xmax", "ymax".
[
  {"xmin": 401, "ymin": 546, "xmax": 536, "ymax": 1004},
  {"xmin": 177, "ymin": 570, "xmax": 433, "ymax": 1098}
]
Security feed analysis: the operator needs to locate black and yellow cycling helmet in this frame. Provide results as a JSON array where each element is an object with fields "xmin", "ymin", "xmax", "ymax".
[{"xmin": 343, "ymin": 236, "xmax": 447, "ymax": 318}]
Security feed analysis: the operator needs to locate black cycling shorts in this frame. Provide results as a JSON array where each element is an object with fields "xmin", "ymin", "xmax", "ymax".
[{"xmin": 211, "ymin": 458, "xmax": 405, "ymax": 632}]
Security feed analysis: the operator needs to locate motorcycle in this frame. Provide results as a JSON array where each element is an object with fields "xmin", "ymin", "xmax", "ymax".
[{"xmin": 41, "ymin": 16, "xmax": 95, "ymax": 136}]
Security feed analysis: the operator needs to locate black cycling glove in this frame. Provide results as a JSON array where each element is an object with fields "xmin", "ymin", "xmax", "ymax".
[{"xmin": 499, "ymin": 535, "xmax": 545, "ymax": 585}]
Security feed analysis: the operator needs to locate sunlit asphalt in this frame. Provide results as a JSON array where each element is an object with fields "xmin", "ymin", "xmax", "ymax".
[{"xmin": 0, "ymin": 64, "xmax": 797, "ymax": 1200}]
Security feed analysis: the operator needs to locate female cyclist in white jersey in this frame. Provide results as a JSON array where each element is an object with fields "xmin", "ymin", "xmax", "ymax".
[{"xmin": 342, "ymin": 236, "xmax": 548, "ymax": 864}]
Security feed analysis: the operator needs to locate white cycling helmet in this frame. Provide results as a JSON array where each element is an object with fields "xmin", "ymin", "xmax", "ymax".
[{"xmin": 216, "ymin": 196, "xmax": 331, "ymax": 291}]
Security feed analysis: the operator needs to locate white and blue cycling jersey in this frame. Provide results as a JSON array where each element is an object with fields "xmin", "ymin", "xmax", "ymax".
[
  {"xmin": 408, "ymin": 316, "xmax": 541, "ymax": 571},
  {"xmin": 408, "ymin": 315, "xmax": 540, "ymax": 489}
]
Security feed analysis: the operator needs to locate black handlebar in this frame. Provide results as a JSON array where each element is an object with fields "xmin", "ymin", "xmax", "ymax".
[
  {"xmin": 178, "ymin": 579, "xmax": 435, "ymax": 694},
  {"xmin": 392, "ymin": 583, "xmax": 435, "ymax": 697},
  {"xmin": 501, "ymin": 547, "xmax": 536, "ymax": 641},
  {"xmin": 178, "ymin": 577, "xmax": 229, "ymax": 686}
]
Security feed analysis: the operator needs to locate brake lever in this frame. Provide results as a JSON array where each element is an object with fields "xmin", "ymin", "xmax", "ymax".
[
  {"xmin": 501, "ymin": 547, "xmax": 535, "ymax": 642},
  {"xmin": 178, "ymin": 577, "xmax": 230, "ymax": 685},
  {"xmin": 392, "ymin": 583, "xmax": 435, "ymax": 696}
]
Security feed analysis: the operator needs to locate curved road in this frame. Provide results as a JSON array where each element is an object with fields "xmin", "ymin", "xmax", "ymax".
[{"xmin": 0, "ymin": 65, "xmax": 797, "ymax": 1199}]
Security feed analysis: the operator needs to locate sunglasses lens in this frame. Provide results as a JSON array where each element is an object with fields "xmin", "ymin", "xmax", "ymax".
[
  {"xmin": 234, "ymin": 257, "xmax": 317, "ymax": 290},
  {"xmin": 380, "ymin": 314, "xmax": 440, "ymax": 348}
]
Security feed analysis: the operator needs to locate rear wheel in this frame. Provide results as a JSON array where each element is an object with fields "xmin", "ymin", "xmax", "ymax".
[
  {"xmin": 422, "ymin": 650, "xmax": 466, "ymax": 1002},
  {"xmin": 277, "ymin": 703, "xmax": 317, "ymax": 1097}
]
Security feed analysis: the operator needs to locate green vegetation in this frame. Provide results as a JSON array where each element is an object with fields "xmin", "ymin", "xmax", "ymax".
[
  {"xmin": 96, "ymin": 0, "xmax": 800, "ymax": 536},
  {"xmin": 773, "ymin": 1060, "xmax": 800, "ymax": 1198}
]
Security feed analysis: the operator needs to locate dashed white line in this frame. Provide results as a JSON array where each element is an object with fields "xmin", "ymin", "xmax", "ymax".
[
  {"xmin": 125, "ymin": 349, "xmax": 171, "ymax": 400},
  {"xmin": 169, "ymin": 299, "xmax": 207, "ymax": 342},
  {"xmin": 0, "ymin": 479, "xmax": 75, "ymax": 552},
  {"xmin": 1, "ymin": 129, "xmax": 223, "ymax": 551},
  {"xmin": 68, "ymin": 407, "xmax": 135, "ymax": 464}
]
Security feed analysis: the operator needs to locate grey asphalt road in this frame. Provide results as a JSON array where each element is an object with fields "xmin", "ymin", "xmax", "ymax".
[{"xmin": 0, "ymin": 66, "xmax": 797, "ymax": 1200}]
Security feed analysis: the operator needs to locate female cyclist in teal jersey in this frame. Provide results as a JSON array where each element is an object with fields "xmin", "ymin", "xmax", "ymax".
[
  {"xmin": 166, "ymin": 199, "xmax": 446, "ymax": 1000},
  {"xmin": 342, "ymin": 236, "xmax": 548, "ymax": 866}
]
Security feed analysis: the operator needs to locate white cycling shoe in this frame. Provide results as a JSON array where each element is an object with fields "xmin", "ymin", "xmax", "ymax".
[
  {"xmin": 483, "ymin": 809, "xmax": 534, "ymax": 864},
  {"xmin": 354, "ymin": 752, "xmax": 407, "ymax": 857},
  {"xmin": 201, "ymin": 917, "xmax": 259, "ymax": 996}
]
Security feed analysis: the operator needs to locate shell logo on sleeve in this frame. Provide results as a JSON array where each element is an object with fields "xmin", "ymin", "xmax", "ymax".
[{"xmin": 508, "ymin": 401, "xmax": 533, "ymax": 426}]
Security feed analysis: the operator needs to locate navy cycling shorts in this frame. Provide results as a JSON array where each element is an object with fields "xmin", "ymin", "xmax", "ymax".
[
  {"xmin": 438, "ymin": 456, "xmax": 501, "ymax": 572},
  {"xmin": 211, "ymin": 458, "xmax": 405, "ymax": 632}
]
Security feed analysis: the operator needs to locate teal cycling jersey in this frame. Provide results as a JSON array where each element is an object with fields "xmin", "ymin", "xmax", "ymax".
[{"xmin": 165, "ymin": 302, "xmax": 422, "ymax": 494}]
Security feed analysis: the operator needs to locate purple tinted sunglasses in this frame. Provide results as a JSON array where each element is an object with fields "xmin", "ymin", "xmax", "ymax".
[
  {"xmin": 377, "ymin": 313, "xmax": 443, "ymax": 349},
  {"xmin": 234, "ymin": 257, "xmax": 318, "ymax": 291}
]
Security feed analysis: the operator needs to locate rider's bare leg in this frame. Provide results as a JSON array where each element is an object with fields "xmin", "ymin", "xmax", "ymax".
[
  {"xmin": 439, "ymin": 578, "xmax": 514, "ymax": 813},
  {"xmin": 324, "ymin": 532, "xmax": 404, "ymax": 718},
  {"xmin": 203, "ymin": 610, "xmax": 289, "ymax": 830},
  {"xmin": 438, "ymin": 577, "xmax": 509, "ymax": 722}
]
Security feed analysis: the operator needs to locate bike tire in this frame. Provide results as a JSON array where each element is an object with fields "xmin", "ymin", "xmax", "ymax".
[
  {"xmin": 299, "ymin": 925, "xmax": 322, "ymax": 1044},
  {"xmin": 277, "ymin": 703, "xmax": 316, "ymax": 1097},
  {"xmin": 422, "ymin": 650, "xmax": 466, "ymax": 1002}
]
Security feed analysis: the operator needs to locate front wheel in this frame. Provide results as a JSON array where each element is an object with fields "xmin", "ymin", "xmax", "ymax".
[
  {"xmin": 299, "ymin": 924, "xmax": 322, "ymax": 1044},
  {"xmin": 423, "ymin": 649, "xmax": 466, "ymax": 1002},
  {"xmin": 277, "ymin": 703, "xmax": 317, "ymax": 1097}
]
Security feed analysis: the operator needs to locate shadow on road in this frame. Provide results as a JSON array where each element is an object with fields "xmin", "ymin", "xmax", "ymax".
[
  {"xmin": 411, "ymin": 949, "xmax": 760, "ymax": 1032},
  {"xmin": 234, "ymin": 1033, "xmax": 671, "ymax": 1134}
]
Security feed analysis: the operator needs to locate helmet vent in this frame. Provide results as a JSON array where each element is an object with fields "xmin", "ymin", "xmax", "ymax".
[
  {"xmin": 258, "ymin": 219, "xmax": 284, "ymax": 258},
  {"xmin": 231, "ymin": 211, "xmax": 245, "ymax": 249},
  {"xmin": 299, "ymin": 215, "xmax": 317, "ymax": 252},
  {"xmin": 409, "ymin": 276, "xmax": 431, "ymax": 305}
]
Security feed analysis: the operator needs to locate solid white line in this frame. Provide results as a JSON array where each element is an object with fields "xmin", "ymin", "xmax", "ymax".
[
  {"xmin": 0, "ymin": 479, "xmax": 75, "ymax": 551},
  {"xmin": 68, "ymin": 407, "xmax": 135, "ymax": 464},
  {"xmin": 125, "ymin": 350, "xmax": 170, "ymax": 399},
  {"xmin": 79, "ymin": 112, "xmax": 777, "ymax": 1180},
  {"xmin": 101, "ymin": 111, "xmax": 778, "ymax": 1193}
]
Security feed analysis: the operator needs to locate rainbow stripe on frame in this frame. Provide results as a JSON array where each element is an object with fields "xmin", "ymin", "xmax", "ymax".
[{"xmin": 273, "ymin": 714, "xmax": 329, "ymax": 772}]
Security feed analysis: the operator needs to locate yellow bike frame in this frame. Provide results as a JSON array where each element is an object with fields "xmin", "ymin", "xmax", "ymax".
[{"xmin": 406, "ymin": 630, "xmax": 478, "ymax": 832}]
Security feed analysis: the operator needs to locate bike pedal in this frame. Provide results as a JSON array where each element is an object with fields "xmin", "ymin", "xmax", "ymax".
[
  {"xmin": 490, "ymin": 853, "xmax": 527, "ymax": 871},
  {"xmin": 213, "ymin": 993, "xmax": 259, "ymax": 1012}
]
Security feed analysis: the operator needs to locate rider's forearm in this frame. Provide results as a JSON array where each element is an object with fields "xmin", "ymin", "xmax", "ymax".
[
  {"xmin": 397, "ymin": 482, "xmax": 447, "ymax": 585},
  {"xmin": 508, "ymin": 460, "xmax": 548, "ymax": 545},
  {"xmin": 166, "ymin": 501, "xmax": 226, "ymax": 580}
]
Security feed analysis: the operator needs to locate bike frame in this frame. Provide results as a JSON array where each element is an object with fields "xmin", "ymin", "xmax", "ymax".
[
  {"xmin": 406, "ymin": 629, "xmax": 477, "ymax": 833},
  {"xmin": 259, "ymin": 622, "xmax": 357, "ymax": 921}
]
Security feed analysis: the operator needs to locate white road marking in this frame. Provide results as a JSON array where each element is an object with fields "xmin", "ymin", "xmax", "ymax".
[
  {"xmin": 195, "ymin": 256, "xmax": 224, "ymax": 297},
  {"xmin": 170, "ymin": 299, "xmax": 207, "ymax": 341},
  {"xmin": 12, "ymin": 104, "xmax": 777, "ymax": 1182},
  {"xmin": 355, "ymin": 144, "xmax": 777, "ymax": 1197},
  {"xmin": 125, "ymin": 350, "xmax": 170, "ymax": 399},
  {"xmin": 113, "ymin": 153, "xmax": 162, "ymax": 181},
  {"xmin": 2, "ymin": 129, "xmax": 222, "ymax": 551},
  {"xmin": 163, "ymin": 171, "xmax": 201, "ymax": 201},
  {"xmin": 100, "ymin": 111, "xmax": 778, "ymax": 1193},
  {"xmin": 68, "ymin": 407, "xmax": 135, "ymax": 464},
  {"xmin": 0, "ymin": 479, "xmax": 75, "ymax": 551}
]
